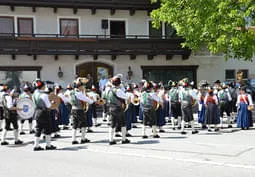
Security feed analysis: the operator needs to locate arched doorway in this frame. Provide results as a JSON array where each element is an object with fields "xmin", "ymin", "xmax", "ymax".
[{"xmin": 76, "ymin": 62, "xmax": 113, "ymax": 87}]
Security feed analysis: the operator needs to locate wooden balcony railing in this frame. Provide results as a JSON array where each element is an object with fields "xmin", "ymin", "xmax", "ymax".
[{"xmin": 0, "ymin": 33, "xmax": 191, "ymax": 59}]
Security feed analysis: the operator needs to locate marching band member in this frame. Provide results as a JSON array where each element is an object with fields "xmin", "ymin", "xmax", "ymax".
[
  {"xmin": 156, "ymin": 84, "xmax": 165, "ymax": 132},
  {"xmin": 197, "ymin": 87, "xmax": 207, "ymax": 129},
  {"xmin": 0, "ymin": 85, "xmax": 7, "ymax": 131},
  {"xmin": 140, "ymin": 81, "xmax": 160, "ymax": 138},
  {"xmin": 236, "ymin": 87, "xmax": 254, "ymax": 130},
  {"xmin": 218, "ymin": 83, "xmax": 232, "ymax": 128},
  {"xmin": 90, "ymin": 85, "xmax": 101, "ymax": 127},
  {"xmin": 105, "ymin": 75, "xmax": 131, "ymax": 145},
  {"xmin": 102, "ymin": 79, "xmax": 112, "ymax": 123},
  {"xmin": 55, "ymin": 85, "xmax": 70, "ymax": 130},
  {"xmin": 125, "ymin": 84, "xmax": 135, "ymax": 136},
  {"xmin": 169, "ymin": 81, "xmax": 182, "ymax": 130},
  {"xmin": 1, "ymin": 88, "xmax": 23, "ymax": 145},
  {"xmin": 33, "ymin": 81, "xmax": 56, "ymax": 151},
  {"xmin": 69, "ymin": 80, "xmax": 94, "ymax": 144},
  {"xmin": 19, "ymin": 84, "xmax": 35, "ymax": 135},
  {"xmin": 204, "ymin": 89, "xmax": 220, "ymax": 131},
  {"xmin": 64, "ymin": 84, "xmax": 73, "ymax": 127},
  {"xmin": 132, "ymin": 83, "xmax": 140, "ymax": 126},
  {"xmin": 179, "ymin": 79, "xmax": 199, "ymax": 135}
]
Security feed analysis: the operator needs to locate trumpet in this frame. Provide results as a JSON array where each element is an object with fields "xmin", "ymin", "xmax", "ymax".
[
  {"xmin": 96, "ymin": 98, "xmax": 105, "ymax": 105},
  {"xmin": 132, "ymin": 97, "xmax": 140, "ymax": 106}
]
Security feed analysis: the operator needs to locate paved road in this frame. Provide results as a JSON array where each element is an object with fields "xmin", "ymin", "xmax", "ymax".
[{"xmin": 1, "ymin": 118, "xmax": 255, "ymax": 177}]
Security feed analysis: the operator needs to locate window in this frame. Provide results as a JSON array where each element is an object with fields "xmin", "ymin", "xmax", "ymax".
[
  {"xmin": 149, "ymin": 21, "xmax": 162, "ymax": 38},
  {"xmin": 59, "ymin": 18, "xmax": 79, "ymax": 37},
  {"xmin": 0, "ymin": 17, "xmax": 14, "ymax": 36},
  {"xmin": 18, "ymin": 18, "xmax": 34, "ymax": 36},
  {"xmin": 225, "ymin": 70, "xmax": 235, "ymax": 81},
  {"xmin": 240, "ymin": 69, "xmax": 249, "ymax": 79},
  {"xmin": 165, "ymin": 23, "xmax": 178, "ymax": 38}
]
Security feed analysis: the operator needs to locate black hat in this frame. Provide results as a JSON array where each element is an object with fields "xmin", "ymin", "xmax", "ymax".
[
  {"xmin": 214, "ymin": 80, "xmax": 221, "ymax": 84},
  {"xmin": 112, "ymin": 77, "xmax": 121, "ymax": 86}
]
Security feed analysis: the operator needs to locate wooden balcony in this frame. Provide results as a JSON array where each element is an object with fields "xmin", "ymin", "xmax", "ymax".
[
  {"xmin": 0, "ymin": 0, "xmax": 159, "ymax": 14},
  {"xmin": 0, "ymin": 34, "xmax": 191, "ymax": 60}
]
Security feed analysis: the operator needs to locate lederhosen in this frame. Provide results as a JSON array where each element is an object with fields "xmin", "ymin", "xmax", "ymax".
[
  {"xmin": 3, "ymin": 94, "xmax": 18, "ymax": 130},
  {"xmin": 180, "ymin": 89, "xmax": 194, "ymax": 122},
  {"xmin": 169, "ymin": 88, "xmax": 182, "ymax": 119},
  {"xmin": 70, "ymin": 90, "xmax": 88, "ymax": 129},
  {"xmin": 20, "ymin": 93, "xmax": 33, "ymax": 124},
  {"xmin": 141, "ymin": 91, "xmax": 157, "ymax": 126},
  {"xmin": 34, "ymin": 92, "xmax": 52, "ymax": 136},
  {"xmin": 218, "ymin": 90, "xmax": 231, "ymax": 117},
  {"xmin": 0, "ymin": 92, "xmax": 5, "ymax": 121},
  {"xmin": 107, "ymin": 88, "xmax": 126, "ymax": 129}
]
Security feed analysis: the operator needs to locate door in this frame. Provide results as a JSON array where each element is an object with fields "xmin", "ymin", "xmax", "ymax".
[
  {"xmin": 110, "ymin": 20, "xmax": 126, "ymax": 38},
  {"xmin": 76, "ymin": 62, "xmax": 113, "ymax": 88}
]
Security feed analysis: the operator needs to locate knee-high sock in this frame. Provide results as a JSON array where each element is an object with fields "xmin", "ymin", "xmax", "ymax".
[
  {"xmin": 107, "ymin": 115, "xmax": 110, "ymax": 122},
  {"xmin": 121, "ymin": 127, "xmax": 127, "ymax": 141},
  {"xmin": 152, "ymin": 125, "xmax": 157, "ymax": 136},
  {"xmin": 171, "ymin": 117, "xmax": 175, "ymax": 128},
  {"xmin": 72, "ymin": 129, "xmax": 77, "ymax": 142},
  {"xmin": 109, "ymin": 127, "xmax": 115, "ymax": 142},
  {"xmin": 220, "ymin": 117, "xmax": 223, "ymax": 127},
  {"xmin": 29, "ymin": 123, "xmax": 33, "ymax": 131},
  {"xmin": 0, "ymin": 120, "xmax": 3, "ymax": 129},
  {"xmin": 81, "ymin": 127, "xmax": 86, "ymax": 140},
  {"xmin": 181, "ymin": 120, "xmax": 185, "ymax": 132},
  {"xmin": 142, "ymin": 125, "xmax": 146, "ymax": 136},
  {"xmin": 227, "ymin": 116, "xmax": 231, "ymax": 125},
  {"xmin": 177, "ymin": 116, "xmax": 181, "ymax": 127},
  {"xmin": 93, "ymin": 118, "xmax": 97, "ymax": 125},
  {"xmin": 102, "ymin": 112, "xmax": 105, "ymax": 119},
  {"xmin": 34, "ymin": 137, "xmax": 40, "ymax": 148},
  {"xmin": 20, "ymin": 123, "xmax": 24, "ymax": 132},
  {"xmin": 45, "ymin": 135, "xmax": 51, "ymax": 147},
  {"xmin": 14, "ymin": 129, "xmax": 19, "ymax": 141},
  {"xmin": 190, "ymin": 121, "xmax": 195, "ymax": 132},
  {"xmin": 1, "ymin": 129, "xmax": 7, "ymax": 142}
]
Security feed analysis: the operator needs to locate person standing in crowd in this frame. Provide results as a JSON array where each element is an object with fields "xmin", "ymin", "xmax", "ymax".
[
  {"xmin": 197, "ymin": 87, "xmax": 207, "ymax": 129},
  {"xmin": 33, "ymin": 80, "xmax": 56, "ymax": 151},
  {"xmin": 218, "ymin": 83, "xmax": 232, "ymax": 128},
  {"xmin": 105, "ymin": 75, "xmax": 131, "ymax": 145},
  {"xmin": 19, "ymin": 84, "xmax": 35, "ymax": 135},
  {"xmin": 64, "ymin": 84, "xmax": 73, "ymax": 128},
  {"xmin": 1, "ymin": 88, "xmax": 23, "ymax": 145},
  {"xmin": 99, "ymin": 75, "xmax": 108, "ymax": 95},
  {"xmin": 0, "ymin": 85, "xmax": 6, "ymax": 131},
  {"xmin": 140, "ymin": 81, "xmax": 160, "ymax": 138},
  {"xmin": 69, "ymin": 80, "xmax": 94, "ymax": 145},
  {"xmin": 236, "ymin": 87, "xmax": 254, "ymax": 130},
  {"xmin": 179, "ymin": 79, "xmax": 199, "ymax": 135},
  {"xmin": 205, "ymin": 89, "xmax": 220, "ymax": 131}
]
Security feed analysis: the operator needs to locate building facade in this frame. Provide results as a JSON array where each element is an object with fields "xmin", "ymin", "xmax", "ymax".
[{"xmin": 0, "ymin": 0, "xmax": 254, "ymax": 88}]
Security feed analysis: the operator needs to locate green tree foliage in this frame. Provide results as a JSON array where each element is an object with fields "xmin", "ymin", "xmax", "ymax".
[
  {"xmin": 151, "ymin": 0, "xmax": 255, "ymax": 61},
  {"xmin": 5, "ymin": 71, "xmax": 22, "ymax": 89}
]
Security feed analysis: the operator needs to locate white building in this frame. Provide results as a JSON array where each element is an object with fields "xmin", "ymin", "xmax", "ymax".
[{"xmin": 0, "ymin": 0, "xmax": 254, "ymax": 88}]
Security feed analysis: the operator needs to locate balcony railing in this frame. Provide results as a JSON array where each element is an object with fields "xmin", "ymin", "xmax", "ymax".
[{"xmin": 0, "ymin": 33, "xmax": 191, "ymax": 58}]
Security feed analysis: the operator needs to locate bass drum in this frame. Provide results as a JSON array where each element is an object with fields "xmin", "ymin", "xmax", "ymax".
[{"xmin": 16, "ymin": 98, "xmax": 35, "ymax": 120}]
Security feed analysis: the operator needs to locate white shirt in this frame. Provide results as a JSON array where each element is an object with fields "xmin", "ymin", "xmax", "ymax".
[
  {"xmin": 236, "ymin": 94, "xmax": 253, "ymax": 106},
  {"xmin": 33, "ymin": 91, "xmax": 51, "ymax": 108},
  {"xmin": 75, "ymin": 91, "xmax": 94, "ymax": 104},
  {"xmin": 58, "ymin": 93, "xmax": 69, "ymax": 104},
  {"xmin": 87, "ymin": 91, "xmax": 98, "ymax": 102},
  {"xmin": 99, "ymin": 78, "xmax": 108, "ymax": 91}
]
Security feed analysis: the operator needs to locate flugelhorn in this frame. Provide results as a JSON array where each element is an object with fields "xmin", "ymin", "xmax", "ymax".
[{"xmin": 132, "ymin": 97, "xmax": 140, "ymax": 106}]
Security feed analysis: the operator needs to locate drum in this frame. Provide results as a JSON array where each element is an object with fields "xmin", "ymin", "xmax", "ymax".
[
  {"xmin": 16, "ymin": 98, "xmax": 35, "ymax": 119},
  {"xmin": 49, "ymin": 94, "xmax": 61, "ymax": 110}
]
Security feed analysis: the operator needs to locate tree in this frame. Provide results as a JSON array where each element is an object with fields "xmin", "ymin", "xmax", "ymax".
[
  {"xmin": 5, "ymin": 71, "xmax": 22, "ymax": 89},
  {"xmin": 150, "ymin": 0, "xmax": 255, "ymax": 61}
]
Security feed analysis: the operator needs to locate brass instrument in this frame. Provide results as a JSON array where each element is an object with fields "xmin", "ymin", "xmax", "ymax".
[
  {"xmin": 76, "ymin": 77, "xmax": 89, "ymax": 85},
  {"xmin": 96, "ymin": 98, "xmax": 105, "ymax": 105},
  {"xmin": 153, "ymin": 100, "xmax": 160, "ymax": 110},
  {"xmin": 236, "ymin": 70, "xmax": 243, "ymax": 85},
  {"xmin": 132, "ymin": 97, "xmax": 140, "ymax": 106},
  {"xmin": 49, "ymin": 93, "xmax": 61, "ymax": 110}
]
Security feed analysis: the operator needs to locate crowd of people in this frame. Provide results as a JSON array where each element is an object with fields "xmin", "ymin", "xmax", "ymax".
[{"xmin": 0, "ymin": 74, "xmax": 253, "ymax": 151}]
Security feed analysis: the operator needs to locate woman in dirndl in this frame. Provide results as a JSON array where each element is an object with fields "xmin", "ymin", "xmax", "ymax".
[{"xmin": 236, "ymin": 87, "xmax": 254, "ymax": 130}]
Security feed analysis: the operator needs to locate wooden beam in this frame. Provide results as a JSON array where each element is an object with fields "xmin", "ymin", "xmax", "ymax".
[
  {"xmin": 54, "ymin": 55, "xmax": 58, "ymax": 60},
  {"xmin": 75, "ymin": 55, "xmax": 79, "ymax": 60},
  {"xmin": 32, "ymin": 6, "xmax": 36, "ymax": 12},
  {"xmin": 91, "ymin": 8, "xmax": 96, "ymax": 15},
  {"xmin": 111, "ymin": 55, "xmax": 117, "ymax": 60},
  {"xmin": 110, "ymin": 9, "xmax": 116, "ymax": 15},
  {"xmin": 147, "ymin": 55, "xmax": 154, "ymax": 60},
  {"xmin": 73, "ymin": 8, "xmax": 78, "ymax": 14},
  {"xmin": 129, "ymin": 9, "xmax": 135, "ymax": 16},
  {"xmin": 182, "ymin": 54, "xmax": 189, "ymax": 60},
  {"xmin": 10, "ymin": 6, "xmax": 15, "ymax": 11},
  {"xmin": 33, "ymin": 55, "xmax": 37, "ymax": 60},
  {"xmin": 53, "ymin": 7, "xmax": 57, "ymax": 13},
  {"xmin": 130, "ymin": 54, "xmax": 136, "ymax": 60},
  {"xmin": 93, "ymin": 55, "xmax": 98, "ymax": 60},
  {"xmin": 12, "ymin": 54, "xmax": 16, "ymax": 60},
  {"xmin": 166, "ymin": 54, "xmax": 173, "ymax": 60}
]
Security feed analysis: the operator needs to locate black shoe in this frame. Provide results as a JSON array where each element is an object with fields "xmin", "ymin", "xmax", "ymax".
[
  {"xmin": 153, "ymin": 134, "xmax": 160, "ymax": 138},
  {"xmin": 80, "ymin": 139, "xmax": 90, "ymax": 144},
  {"xmin": 159, "ymin": 129, "xmax": 165, "ymax": 133},
  {"xmin": 142, "ymin": 135, "xmax": 148, "ymax": 139},
  {"xmin": 87, "ymin": 129, "xmax": 93, "ymax": 133},
  {"xmin": 177, "ymin": 126, "xmax": 181, "ymax": 130},
  {"xmin": 122, "ymin": 139, "xmax": 130, "ymax": 144},
  {"xmin": 45, "ymin": 145, "xmax": 57, "ymax": 150},
  {"xmin": 126, "ymin": 133, "xmax": 132, "ymax": 137},
  {"xmin": 172, "ymin": 127, "xmax": 176, "ymax": 130},
  {"xmin": 103, "ymin": 119, "xmax": 107, "ymax": 122},
  {"xmin": 115, "ymin": 134, "xmax": 121, "ymax": 137},
  {"xmin": 109, "ymin": 141, "xmax": 116, "ymax": 145},
  {"xmin": 202, "ymin": 125, "xmax": 207, "ymax": 129},
  {"xmin": 54, "ymin": 134, "xmax": 61, "ymax": 138},
  {"xmin": 1, "ymin": 141, "xmax": 9, "ymax": 145},
  {"xmin": 181, "ymin": 131, "xmax": 187, "ymax": 135},
  {"xmin": 72, "ymin": 140, "xmax": 79, "ymax": 145},
  {"xmin": 29, "ymin": 130, "xmax": 35, "ymax": 134},
  {"xmin": 33, "ymin": 146, "xmax": 44, "ymax": 151},
  {"xmin": 132, "ymin": 125, "xmax": 137, "ymax": 128},
  {"xmin": 228, "ymin": 125, "xmax": 233, "ymax": 128},
  {"xmin": 62, "ymin": 126, "xmax": 69, "ymax": 130},
  {"xmin": 20, "ymin": 131, "xmax": 26, "ymax": 135},
  {"xmin": 208, "ymin": 129, "xmax": 213, "ymax": 132},
  {"xmin": 0, "ymin": 128, "xmax": 2, "ymax": 132},
  {"xmin": 192, "ymin": 130, "xmax": 199, "ymax": 134},
  {"xmin": 95, "ymin": 124, "xmax": 101, "ymax": 127},
  {"xmin": 14, "ymin": 140, "xmax": 23, "ymax": 145},
  {"xmin": 214, "ymin": 128, "xmax": 220, "ymax": 132}
]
